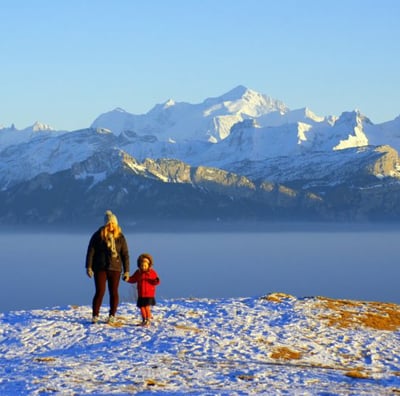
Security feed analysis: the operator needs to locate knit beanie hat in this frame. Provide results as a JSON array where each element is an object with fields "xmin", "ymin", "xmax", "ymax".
[
  {"xmin": 137, "ymin": 253, "xmax": 153, "ymax": 268},
  {"xmin": 104, "ymin": 210, "xmax": 118, "ymax": 226}
]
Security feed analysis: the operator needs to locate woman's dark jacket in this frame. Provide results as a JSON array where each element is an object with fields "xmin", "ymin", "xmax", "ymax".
[{"xmin": 85, "ymin": 227, "xmax": 130, "ymax": 273}]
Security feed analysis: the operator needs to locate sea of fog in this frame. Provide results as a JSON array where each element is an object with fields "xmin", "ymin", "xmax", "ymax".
[{"xmin": 1, "ymin": 224, "xmax": 400, "ymax": 312}]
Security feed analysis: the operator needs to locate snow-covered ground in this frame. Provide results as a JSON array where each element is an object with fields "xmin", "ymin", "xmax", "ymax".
[{"xmin": 1, "ymin": 293, "xmax": 400, "ymax": 395}]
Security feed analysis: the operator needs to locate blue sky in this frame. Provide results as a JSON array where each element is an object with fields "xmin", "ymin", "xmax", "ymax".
[{"xmin": 1, "ymin": 0, "xmax": 399, "ymax": 130}]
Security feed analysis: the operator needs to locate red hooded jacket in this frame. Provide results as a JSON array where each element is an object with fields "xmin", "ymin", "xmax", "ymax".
[{"xmin": 127, "ymin": 268, "xmax": 160, "ymax": 298}]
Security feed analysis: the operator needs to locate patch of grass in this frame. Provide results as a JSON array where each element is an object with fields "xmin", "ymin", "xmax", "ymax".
[
  {"xmin": 345, "ymin": 369, "xmax": 371, "ymax": 379},
  {"xmin": 270, "ymin": 346, "xmax": 302, "ymax": 360},
  {"xmin": 174, "ymin": 324, "xmax": 202, "ymax": 333},
  {"xmin": 263, "ymin": 292, "xmax": 295, "ymax": 303},
  {"xmin": 34, "ymin": 357, "xmax": 57, "ymax": 363},
  {"xmin": 316, "ymin": 297, "xmax": 400, "ymax": 331}
]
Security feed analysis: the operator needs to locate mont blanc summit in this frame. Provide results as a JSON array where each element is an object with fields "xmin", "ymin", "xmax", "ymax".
[{"xmin": 91, "ymin": 85, "xmax": 289, "ymax": 143}]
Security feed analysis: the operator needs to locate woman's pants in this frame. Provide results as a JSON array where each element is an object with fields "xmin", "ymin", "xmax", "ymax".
[{"xmin": 92, "ymin": 270, "xmax": 120, "ymax": 316}]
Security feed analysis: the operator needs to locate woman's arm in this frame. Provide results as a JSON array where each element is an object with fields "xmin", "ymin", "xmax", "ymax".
[
  {"xmin": 119, "ymin": 234, "xmax": 130, "ymax": 273},
  {"xmin": 85, "ymin": 233, "xmax": 96, "ymax": 270}
]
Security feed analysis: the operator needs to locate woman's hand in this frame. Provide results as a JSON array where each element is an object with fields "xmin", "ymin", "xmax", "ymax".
[
  {"xmin": 122, "ymin": 272, "xmax": 130, "ymax": 281},
  {"xmin": 86, "ymin": 268, "xmax": 94, "ymax": 278}
]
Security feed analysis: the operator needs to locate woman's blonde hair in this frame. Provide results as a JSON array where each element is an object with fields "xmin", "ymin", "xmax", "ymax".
[{"xmin": 101, "ymin": 223, "xmax": 122, "ymax": 240}]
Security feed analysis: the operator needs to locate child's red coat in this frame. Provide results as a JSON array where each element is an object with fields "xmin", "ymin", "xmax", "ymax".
[{"xmin": 127, "ymin": 268, "xmax": 160, "ymax": 298}]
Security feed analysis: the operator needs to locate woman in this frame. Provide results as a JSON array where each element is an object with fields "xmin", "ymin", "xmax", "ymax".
[{"xmin": 85, "ymin": 210, "xmax": 130, "ymax": 324}]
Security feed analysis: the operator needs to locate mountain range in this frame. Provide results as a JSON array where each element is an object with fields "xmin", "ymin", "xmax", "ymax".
[{"xmin": 1, "ymin": 85, "xmax": 400, "ymax": 225}]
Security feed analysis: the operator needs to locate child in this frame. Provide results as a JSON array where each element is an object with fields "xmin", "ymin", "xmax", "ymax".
[{"xmin": 126, "ymin": 253, "xmax": 160, "ymax": 326}]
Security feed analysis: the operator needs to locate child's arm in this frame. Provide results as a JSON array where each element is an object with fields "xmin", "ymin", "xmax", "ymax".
[
  {"xmin": 127, "ymin": 270, "xmax": 140, "ymax": 284},
  {"xmin": 147, "ymin": 270, "xmax": 160, "ymax": 285}
]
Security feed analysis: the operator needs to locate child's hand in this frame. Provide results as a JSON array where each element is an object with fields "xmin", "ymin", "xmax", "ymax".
[{"xmin": 86, "ymin": 268, "xmax": 94, "ymax": 278}]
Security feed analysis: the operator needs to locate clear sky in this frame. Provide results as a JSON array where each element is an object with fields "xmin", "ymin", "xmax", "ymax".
[{"xmin": 1, "ymin": 0, "xmax": 399, "ymax": 130}]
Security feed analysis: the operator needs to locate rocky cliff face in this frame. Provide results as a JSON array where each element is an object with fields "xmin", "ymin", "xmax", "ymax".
[
  {"xmin": 0, "ymin": 151, "xmax": 327, "ymax": 225},
  {"xmin": 366, "ymin": 145, "xmax": 400, "ymax": 178}
]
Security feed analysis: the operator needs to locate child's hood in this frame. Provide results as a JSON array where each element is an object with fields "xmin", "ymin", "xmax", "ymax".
[{"xmin": 137, "ymin": 253, "xmax": 153, "ymax": 268}]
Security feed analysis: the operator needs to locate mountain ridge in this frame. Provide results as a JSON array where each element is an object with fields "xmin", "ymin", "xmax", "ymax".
[{"xmin": 1, "ymin": 86, "xmax": 400, "ymax": 224}]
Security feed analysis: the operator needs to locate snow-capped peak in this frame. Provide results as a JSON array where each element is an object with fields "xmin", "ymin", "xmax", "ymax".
[
  {"xmin": 89, "ymin": 86, "xmax": 291, "ymax": 142},
  {"xmin": 302, "ymin": 107, "xmax": 325, "ymax": 122},
  {"xmin": 217, "ymin": 85, "xmax": 249, "ymax": 101},
  {"xmin": 335, "ymin": 110, "xmax": 372, "ymax": 126},
  {"xmin": 163, "ymin": 98, "xmax": 176, "ymax": 108},
  {"xmin": 30, "ymin": 121, "xmax": 55, "ymax": 132},
  {"xmin": 113, "ymin": 107, "xmax": 129, "ymax": 113},
  {"xmin": 202, "ymin": 85, "xmax": 288, "ymax": 118},
  {"xmin": 332, "ymin": 110, "xmax": 370, "ymax": 150}
]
